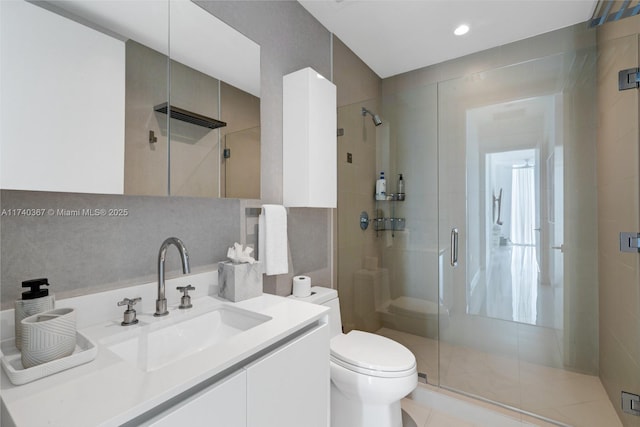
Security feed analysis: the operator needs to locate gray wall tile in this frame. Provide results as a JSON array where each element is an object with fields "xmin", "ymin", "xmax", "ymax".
[{"xmin": 1, "ymin": 190, "xmax": 240, "ymax": 308}]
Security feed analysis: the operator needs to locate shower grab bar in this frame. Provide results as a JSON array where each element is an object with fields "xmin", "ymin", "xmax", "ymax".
[{"xmin": 450, "ymin": 228, "xmax": 459, "ymax": 267}]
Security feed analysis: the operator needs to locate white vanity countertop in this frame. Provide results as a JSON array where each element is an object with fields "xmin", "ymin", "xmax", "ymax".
[{"xmin": 0, "ymin": 279, "xmax": 328, "ymax": 427}]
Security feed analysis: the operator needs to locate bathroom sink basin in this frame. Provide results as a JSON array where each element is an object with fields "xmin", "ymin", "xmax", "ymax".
[{"xmin": 106, "ymin": 305, "xmax": 271, "ymax": 372}]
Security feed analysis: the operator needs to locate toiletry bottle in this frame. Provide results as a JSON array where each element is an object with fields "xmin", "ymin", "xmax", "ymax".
[
  {"xmin": 397, "ymin": 174, "xmax": 405, "ymax": 200},
  {"xmin": 376, "ymin": 172, "xmax": 386, "ymax": 200},
  {"xmin": 15, "ymin": 278, "xmax": 55, "ymax": 349}
]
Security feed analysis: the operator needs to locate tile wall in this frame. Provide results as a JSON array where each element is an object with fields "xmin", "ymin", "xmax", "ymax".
[{"xmin": 333, "ymin": 36, "xmax": 382, "ymax": 331}]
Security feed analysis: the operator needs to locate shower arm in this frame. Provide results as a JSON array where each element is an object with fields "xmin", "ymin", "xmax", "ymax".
[{"xmin": 361, "ymin": 107, "xmax": 383, "ymax": 126}]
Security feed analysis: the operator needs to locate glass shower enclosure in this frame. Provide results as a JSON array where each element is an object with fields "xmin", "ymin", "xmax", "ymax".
[
  {"xmin": 437, "ymin": 48, "xmax": 599, "ymax": 421},
  {"xmin": 337, "ymin": 35, "xmax": 600, "ymax": 424}
]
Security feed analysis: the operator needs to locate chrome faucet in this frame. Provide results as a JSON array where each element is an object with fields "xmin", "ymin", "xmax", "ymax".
[{"xmin": 155, "ymin": 237, "xmax": 191, "ymax": 317}]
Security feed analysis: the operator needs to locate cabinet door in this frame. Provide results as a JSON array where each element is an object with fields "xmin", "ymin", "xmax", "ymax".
[
  {"xmin": 148, "ymin": 369, "xmax": 246, "ymax": 427},
  {"xmin": 246, "ymin": 324, "xmax": 329, "ymax": 427},
  {"xmin": 283, "ymin": 67, "xmax": 337, "ymax": 207}
]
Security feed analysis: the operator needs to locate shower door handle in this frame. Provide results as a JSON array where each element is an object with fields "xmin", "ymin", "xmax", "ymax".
[{"xmin": 450, "ymin": 228, "xmax": 459, "ymax": 267}]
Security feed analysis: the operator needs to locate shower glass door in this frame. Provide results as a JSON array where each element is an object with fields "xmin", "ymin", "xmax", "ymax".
[
  {"xmin": 437, "ymin": 48, "xmax": 599, "ymax": 421},
  {"xmin": 336, "ymin": 92, "xmax": 442, "ymax": 385}
]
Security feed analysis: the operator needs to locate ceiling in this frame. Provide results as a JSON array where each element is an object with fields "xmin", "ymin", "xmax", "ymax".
[{"xmin": 298, "ymin": 0, "xmax": 598, "ymax": 78}]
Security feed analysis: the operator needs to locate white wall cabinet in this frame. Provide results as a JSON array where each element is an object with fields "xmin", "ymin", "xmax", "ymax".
[
  {"xmin": 246, "ymin": 323, "xmax": 329, "ymax": 427},
  {"xmin": 145, "ymin": 322, "xmax": 329, "ymax": 427},
  {"xmin": 1, "ymin": 0, "xmax": 125, "ymax": 194},
  {"xmin": 283, "ymin": 68, "xmax": 337, "ymax": 208}
]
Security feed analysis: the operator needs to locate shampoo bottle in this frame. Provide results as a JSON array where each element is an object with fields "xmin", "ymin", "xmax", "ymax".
[
  {"xmin": 375, "ymin": 172, "xmax": 386, "ymax": 200},
  {"xmin": 397, "ymin": 174, "xmax": 405, "ymax": 200},
  {"xmin": 15, "ymin": 278, "xmax": 55, "ymax": 349}
]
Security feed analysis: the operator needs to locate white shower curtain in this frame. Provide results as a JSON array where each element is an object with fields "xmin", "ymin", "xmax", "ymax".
[{"xmin": 510, "ymin": 166, "xmax": 539, "ymax": 324}]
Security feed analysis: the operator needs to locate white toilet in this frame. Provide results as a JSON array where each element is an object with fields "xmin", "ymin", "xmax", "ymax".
[{"xmin": 292, "ymin": 286, "xmax": 417, "ymax": 427}]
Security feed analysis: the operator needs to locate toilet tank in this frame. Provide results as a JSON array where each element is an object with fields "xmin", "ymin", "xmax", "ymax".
[{"xmin": 288, "ymin": 286, "xmax": 342, "ymax": 338}]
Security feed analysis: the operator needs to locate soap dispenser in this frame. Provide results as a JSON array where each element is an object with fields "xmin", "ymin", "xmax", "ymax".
[{"xmin": 15, "ymin": 278, "xmax": 55, "ymax": 349}]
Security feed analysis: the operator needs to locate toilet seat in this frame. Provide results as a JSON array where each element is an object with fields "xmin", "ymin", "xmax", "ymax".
[{"xmin": 330, "ymin": 331, "xmax": 416, "ymax": 378}]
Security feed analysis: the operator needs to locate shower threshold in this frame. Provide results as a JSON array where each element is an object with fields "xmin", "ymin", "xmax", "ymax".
[{"xmin": 403, "ymin": 383, "xmax": 568, "ymax": 426}]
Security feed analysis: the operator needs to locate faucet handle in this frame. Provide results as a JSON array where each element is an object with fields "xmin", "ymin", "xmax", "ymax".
[
  {"xmin": 117, "ymin": 297, "xmax": 141, "ymax": 309},
  {"xmin": 177, "ymin": 285, "xmax": 195, "ymax": 295},
  {"xmin": 177, "ymin": 285, "xmax": 195, "ymax": 309},
  {"xmin": 117, "ymin": 297, "xmax": 141, "ymax": 326}
]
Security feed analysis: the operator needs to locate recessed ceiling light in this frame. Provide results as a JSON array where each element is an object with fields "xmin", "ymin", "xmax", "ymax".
[{"xmin": 454, "ymin": 24, "xmax": 470, "ymax": 36}]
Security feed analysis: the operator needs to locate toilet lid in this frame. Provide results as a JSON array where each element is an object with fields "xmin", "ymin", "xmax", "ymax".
[{"xmin": 330, "ymin": 331, "xmax": 416, "ymax": 373}]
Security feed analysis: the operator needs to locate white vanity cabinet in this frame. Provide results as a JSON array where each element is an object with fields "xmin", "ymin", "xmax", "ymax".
[
  {"xmin": 144, "ymin": 322, "xmax": 329, "ymax": 427},
  {"xmin": 246, "ymin": 323, "xmax": 329, "ymax": 427},
  {"xmin": 147, "ymin": 370, "xmax": 247, "ymax": 427},
  {"xmin": 0, "ymin": 289, "xmax": 331, "ymax": 427}
]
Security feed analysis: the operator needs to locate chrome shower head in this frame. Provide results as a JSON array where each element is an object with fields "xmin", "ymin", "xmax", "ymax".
[{"xmin": 362, "ymin": 107, "xmax": 382, "ymax": 126}]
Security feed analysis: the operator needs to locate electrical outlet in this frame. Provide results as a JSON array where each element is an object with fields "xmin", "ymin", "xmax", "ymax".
[{"xmin": 347, "ymin": 153, "xmax": 352, "ymax": 163}]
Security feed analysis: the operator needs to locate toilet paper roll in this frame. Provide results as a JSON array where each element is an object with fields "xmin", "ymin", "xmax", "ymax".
[{"xmin": 292, "ymin": 276, "xmax": 311, "ymax": 297}]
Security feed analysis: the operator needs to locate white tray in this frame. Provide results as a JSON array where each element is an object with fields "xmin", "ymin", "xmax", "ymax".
[{"xmin": 1, "ymin": 332, "xmax": 98, "ymax": 385}]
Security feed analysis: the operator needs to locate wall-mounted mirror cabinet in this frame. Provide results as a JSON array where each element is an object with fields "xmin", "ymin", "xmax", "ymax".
[{"xmin": 1, "ymin": 0, "xmax": 260, "ymax": 199}]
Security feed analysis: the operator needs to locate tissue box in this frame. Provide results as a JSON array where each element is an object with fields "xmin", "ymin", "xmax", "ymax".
[{"xmin": 218, "ymin": 261, "xmax": 263, "ymax": 302}]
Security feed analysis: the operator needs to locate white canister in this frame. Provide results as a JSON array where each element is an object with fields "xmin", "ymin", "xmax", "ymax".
[
  {"xmin": 15, "ymin": 278, "xmax": 55, "ymax": 350},
  {"xmin": 21, "ymin": 308, "xmax": 76, "ymax": 368},
  {"xmin": 292, "ymin": 276, "xmax": 311, "ymax": 297}
]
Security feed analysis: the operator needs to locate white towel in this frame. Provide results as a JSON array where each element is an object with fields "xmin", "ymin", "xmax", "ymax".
[{"xmin": 258, "ymin": 204, "xmax": 289, "ymax": 275}]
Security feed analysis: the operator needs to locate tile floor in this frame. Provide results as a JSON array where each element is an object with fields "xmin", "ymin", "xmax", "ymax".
[
  {"xmin": 379, "ymin": 328, "xmax": 622, "ymax": 427},
  {"xmin": 402, "ymin": 384, "xmax": 550, "ymax": 426}
]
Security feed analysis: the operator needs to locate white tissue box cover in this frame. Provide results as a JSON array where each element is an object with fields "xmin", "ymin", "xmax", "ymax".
[{"xmin": 218, "ymin": 261, "xmax": 263, "ymax": 302}]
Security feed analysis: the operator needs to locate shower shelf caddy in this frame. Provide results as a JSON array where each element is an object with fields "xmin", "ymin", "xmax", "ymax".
[{"xmin": 373, "ymin": 193, "xmax": 405, "ymax": 234}]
